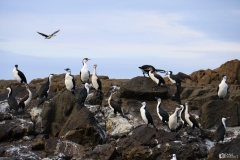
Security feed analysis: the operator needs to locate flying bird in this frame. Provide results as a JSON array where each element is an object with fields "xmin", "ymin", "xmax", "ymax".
[{"xmin": 37, "ymin": 29, "xmax": 60, "ymax": 39}]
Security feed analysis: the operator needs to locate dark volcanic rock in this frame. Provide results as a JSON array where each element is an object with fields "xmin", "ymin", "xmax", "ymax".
[
  {"xmin": 200, "ymin": 100, "xmax": 240, "ymax": 129},
  {"xmin": 208, "ymin": 134, "xmax": 240, "ymax": 160},
  {"xmin": 82, "ymin": 144, "xmax": 117, "ymax": 160},
  {"xmin": 120, "ymin": 76, "xmax": 168, "ymax": 101}
]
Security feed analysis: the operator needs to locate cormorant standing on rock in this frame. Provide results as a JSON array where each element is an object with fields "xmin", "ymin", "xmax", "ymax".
[
  {"xmin": 77, "ymin": 83, "xmax": 90, "ymax": 109},
  {"xmin": 217, "ymin": 75, "xmax": 228, "ymax": 99},
  {"xmin": 80, "ymin": 58, "xmax": 90, "ymax": 84},
  {"xmin": 13, "ymin": 64, "xmax": 28, "ymax": 86},
  {"xmin": 18, "ymin": 84, "xmax": 32, "ymax": 111},
  {"xmin": 6, "ymin": 86, "xmax": 18, "ymax": 114}
]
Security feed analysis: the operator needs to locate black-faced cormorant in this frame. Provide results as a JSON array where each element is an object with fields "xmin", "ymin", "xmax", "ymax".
[
  {"xmin": 6, "ymin": 86, "xmax": 18, "ymax": 113},
  {"xmin": 80, "ymin": 58, "xmax": 90, "ymax": 84},
  {"xmin": 155, "ymin": 97, "xmax": 169, "ymax": 125},
  {"xmin": 108, "ymin": 91, "xmax": 124, "ymax": 116},
  {"xmin": 77, "ymin": 83, "xmax": 90, "ymax": 109},
  {"xmin": 13, "ymin": 64, "xmax": 28, "ymax": 86},
  {"xmin": 147, "ymin": 67, "xmax": 165, "ymax": 86},
  {"xmin": 18, "ymin": 84, "xmax": 32, "ymax": 110},
  {"xmin": 92, "ymin": 64, "xmax": 102, "ymax": 91},
  {"xmin": 64, "ymin": 68, "xmax": 75, "ymax": 95},
  {"xmin": 37, "ymin": 29, "xmax": 60, "ymax": 39},
  {"xmin": 184, "ymin": 101, "xmax": 199, "ymax": 129},
  {"xmin": 214, "ymin": 116, "xmax": 230, "ymax": 144},
  {"xmin": 217, "ymin": 75, "xmax": 228, "ymax": 99},
  {"xmin": 166, "ymin": 71, "xmax": 192, "ymax": 89},
  {"xmin": 37, "ymin": 74, "xmax": 54, "ymax": 105},
  {"xmin": 140, "ymin": 102, "xmax": 157, "ymax": 130},
  {"xmin": 139, "ymin": 65, "xmax": 165, "ymax": 77}
]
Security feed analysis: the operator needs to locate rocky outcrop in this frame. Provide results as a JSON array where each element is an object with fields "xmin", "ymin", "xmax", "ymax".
[
  {"xmin": 120, "ymin": 76, "xmax": 168, "ymax": 101},
  {"xmin": 200, "ymin": 100, "xmax": 240, "ymax": 129},
  {"xmin": 208, "ymin": 134, "xmax": 240, "ymax": 160}
]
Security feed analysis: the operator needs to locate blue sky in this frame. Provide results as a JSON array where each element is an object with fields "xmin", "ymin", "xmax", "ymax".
[{"xmin": 0, "ymin": 1, "xmax": 240, "ymax": 82}]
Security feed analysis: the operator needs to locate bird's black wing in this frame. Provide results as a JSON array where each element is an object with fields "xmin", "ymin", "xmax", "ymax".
[
  {"xmin": 110, "ymin": 100, "xmax": 122, "ymax": 114},
  {"xmin": 97, "ymin": 78, "xmax": 102, "ymax": 90},
  {"xmin": 159, "ymin": 108, "xmax": 169, "ymax": 121},
  {"xmin": 214, "ymin": 124, "xmax": 225, "ymax": 142},
  {"xmin": 38, "ymin": 83, "xmax": 49, "ymax": 98},
  {"xmin": 18, "ymin": 70, "xmax": 27, "ymax": 84},
  {"xmin": 78, "ymin": 88, "xmax": 87, "ymax": 105},
  {"xmin": 176, "ymin": 72, "xmax": 192, "ymax": 81},
  {"xmin": 154, "ymin": 72, "xmax": 165, "ymax": 84},
  {"xmin": 51, "ymin": 29, "xmax": 60, "ymax": 36},
  {"xmin": 71, "ymin": 75, "xmax": 76, "ymax": 90},
  {"xmin": 37, "ymin": 32, "xmax": 48, "ymax": 38},
  {"xmin": 8, "ymin": 96, "xmax": 18, "ymax": 110},
  {"xmin": 145, "ymin": 109, "xmax": 153, "ymax": 124},
  {"xmin": 189, "ymin": 114, "xmax": 199, "ymax": 128}
]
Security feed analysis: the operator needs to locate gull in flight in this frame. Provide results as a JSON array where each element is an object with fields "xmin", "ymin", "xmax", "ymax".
[{"xmin": 37, "ymin": 29, "xmax": 60, "ymax": 39}]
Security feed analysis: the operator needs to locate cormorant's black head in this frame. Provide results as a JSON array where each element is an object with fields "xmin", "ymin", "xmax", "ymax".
[
  {"xmin": 15, "ymin": 64, "xmax": 18, "ymax": 68},
  {"xmin": 93, "ymin": 64, "xmax": 97, "ymax": 68},
  {"xmin": 64, "ymin": 68, "xmax": 71, "ymax": 72},
  {"xmin": 222, "ymin": 75, "xmax": 227, "ymax": 80},
  {"xmin": 82, "ymin": 58, "xmax": 91, "ymax": 65}
]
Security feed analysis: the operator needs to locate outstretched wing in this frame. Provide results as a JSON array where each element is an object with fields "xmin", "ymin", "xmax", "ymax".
[
  {"xmin": 51, "ymin": 29, "xmax": 60, "ymax": 36},
  {"xmin": 37, "ymin": 32, "xmax": 48, "ymax": 38},
  {"xmin": 176, "ymin": 72, "xmax": 192, "ymax": 81}
]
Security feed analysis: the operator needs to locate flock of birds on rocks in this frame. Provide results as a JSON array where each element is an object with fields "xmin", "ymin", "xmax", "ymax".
[{"xmin": 5, "ymin": 55, "xmax": 230, "ymax": 159}]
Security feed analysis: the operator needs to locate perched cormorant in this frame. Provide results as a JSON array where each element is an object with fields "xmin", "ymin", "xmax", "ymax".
[
  {"xmin": 92, "ymin": 64, "xmax": 102, "ymax": 90},
  {"xmin": 80, "ymin": 58, "xmax": 90, "ymax": 84},
  {"xmin": 6, "ymin": 86, "xmax": 18, "ymax": 113},
  {"xmin": 18, "ymin": 84, "xmax": 32, "ymax": 110},
  {"xmin": 108, "ymin": 91, "xmax": 124, "ymax": 116},
  {"xmin": 147, "ymin": 67, "xmax": 165, "ymax": 86},
  {"xmin": 179, "ymin": 105, "xmax": 187, "ymax": 127},
  {"xmin": 140, "ymin": 102, "xmax": 157, "ymax": 130},
  {"xmin": 36, "ymin": 74, "xmax": 54, "ymax": 105},
  {"xmin": 168, "ymin": 106, "xmax": 182, "ymax": 132},
  {"xmin": 37, "ymin": 29, "xmax": 60, "ymax": 39},
  {"xmin": 139, "ymin": 65, "xmax": 165, "ymax": 77},
  {"xmin": 214, "ymin": 116, "xmax": 230, "ymax": 144},
  {"xmin": 77, "ymin": 83, "xmax": 90, "ymax": 109},
  {"xmin": 217, "ymin": 75, "xmax": 228, "ymax": 99},
  {"xmin": 64, "ymin": 68, "xmax": 75, "ymax": 95},
  {"xmin": 13, "ymin": 64, "xmax": 28, "ymax": 86},
  {"xmin": 184, "ymin": 101, "xmax": 199, "ymax": 129},
  {"xmin": 155, "ymin": 97, "xmax": 169, "ymax": 125},
  {"xmin": 166, "ymin": 71, "xmax": 192, "ymax": 89}
]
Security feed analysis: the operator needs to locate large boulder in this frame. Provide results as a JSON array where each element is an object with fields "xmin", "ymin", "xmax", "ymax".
[
  {"xmin": 120, "ymin": 76, "xmax": 168, "ymax": 101},
  {"xmin": 200, "ymin": 100, "xmax": 240, "ymax": 129},
  {"xmin": 208, "ymin": 134, "xmax": 240, "ymax": 160}
]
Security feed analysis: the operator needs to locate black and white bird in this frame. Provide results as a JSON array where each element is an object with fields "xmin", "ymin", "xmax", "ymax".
[
  {"xmin": 139, "ymin": 65, "xmax": 165, "ymax": 77},
  {"xmin": 108, "ymin": 91, "xmax": 124, "ymax": 116},
  {"xmin": 147, "ymin": 67, "xmax": 165, "ymax": 86},
  {"xmin": 184, "ymin": 101, "xmax": 200, "ymax": 129},
  {"xmin": 217, "ymin": 75, "xmax": 228, "ymax": 99},
  {"xmin": 36, "ymin": 74, "xmax": 54, "ymax": 105},
  {"xmin": 214, "ymin": 116, "xmax": 230, "ymax": 144},
  {"xmin": 155, "ymin": 97, "xmax": 169, "ymax": 125},
  {"xmin": 140, "ymin": 102, "xmax": 157, "ymax": 130},
  {"xmin": 64, "ymin": 68, "xmax": 75, "ymax": 95},
  {"xmin": 13, "ymin": 64, "xmax": 28, "ymax": 86},
  {"xmin": 179, "ymin": 105, "xmax": 187, "ymax": 127},
  {"xmin": 6, "ymin": 86, "xmax": 18, "ymax": 113},
  {"xmin": 168, "ymin": 106, "xmax": 182, "ymax": 132},
  {"xmin": 77, "ymin": 83, "xmax": 90, "ymax": 109},
  {"xmin": 166, "ymin": 71, "xmax": 192, "ymax": 89},
  {"xmin": 18, "ymin": 84, "xmax": 32, "ymax": 111},
  {"xmin": 37, "ymin": 29, "xmax": 60, "ymax": 39},
  {"xmin": 80, "ymin": 58, "xmax": 91, "ymax": 84},
  {"xmin": 92, "ymin": 64, "xmax": 102, "ymax": 91}
]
